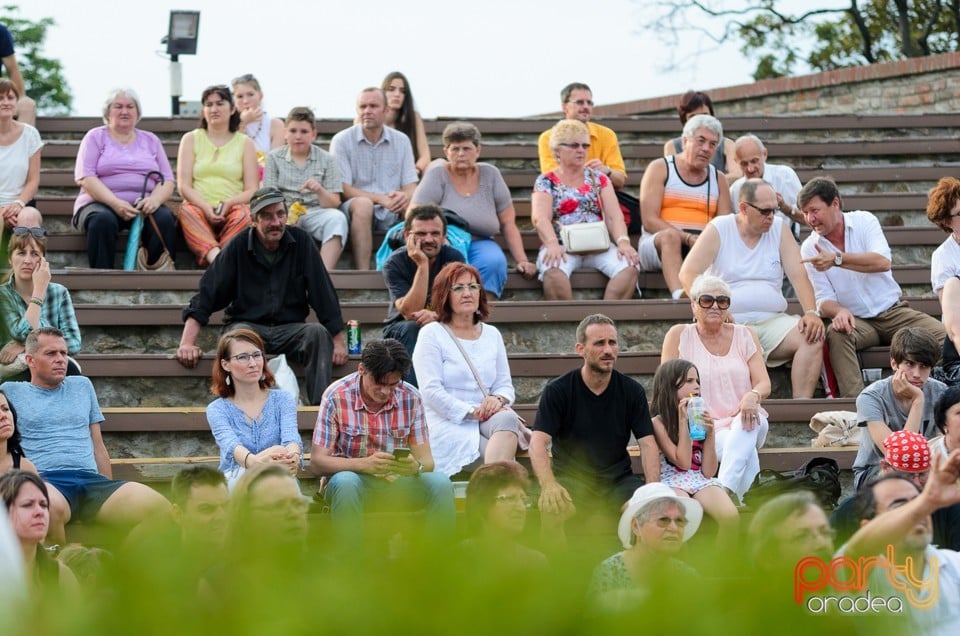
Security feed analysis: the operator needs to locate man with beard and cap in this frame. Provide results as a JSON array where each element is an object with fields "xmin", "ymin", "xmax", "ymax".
[
  {"xmin": 381, "ymin": 204, "xmax": 464, "ymax": 386},
  {"xmin": 530, "ymin": 314, "xmax": 659, "ymax": 548},
  {"xmin": 176, "ymin": 186, "xmax": 348, "ymax": 405}
]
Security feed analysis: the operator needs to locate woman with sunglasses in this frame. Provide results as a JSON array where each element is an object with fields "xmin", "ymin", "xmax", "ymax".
[
  {"xmin": 532, "ymin": 119, "xmax": 639, "ymax": 301},
  {"xmin": 207, "ymin": 329, "xmax": 301, "ymax": 489},
  {"xmin": 589, "ymin": 482, "xmax": 702, "ymax": 601},
  {"xmin": 0, "ymin": 227, "xmax": 81, "ymax": 379},
  {"xmin": 177, "ymin": 85, "xmax": 258, "ymax": 266},
  {"xmin": 231, "ymin": 74, "xmax": 284, "ymax": 154},
  {"xmin": 661, "ymin": 272, "xmax": 771, "ymax": 503},
  {"xmin": 0, "ymin": 78, "xmax": 42, "ymax": 229},
  {"xmin": 412, "ymin": 262, "xmax": 525, "ymax": 477}
]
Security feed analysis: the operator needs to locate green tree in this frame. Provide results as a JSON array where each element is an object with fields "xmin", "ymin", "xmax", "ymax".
[
  {"xmin": 0, "ymin": 4, "xmax": 71, "ymax": 114},
  {"xmin": 644, "ymin": 0, "xmax": 960, "ymax": 80}
]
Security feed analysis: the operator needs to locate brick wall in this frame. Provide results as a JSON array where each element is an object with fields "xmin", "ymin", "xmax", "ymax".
[{"xmin": 594, "ymin": 52, "xmax": 960, "ymax": 117}]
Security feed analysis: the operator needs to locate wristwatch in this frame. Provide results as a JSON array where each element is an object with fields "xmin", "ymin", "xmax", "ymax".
[
  {"xmin": 805, "ymin": 309, "xmax": 821, "ymax": 318},
  {"xmin": 834, "ymin": 252, "xmax": 843, "ymax": 267},
  {"xmin": 417, "ymin": 461, "xmax": 425, "ymax": 474}
]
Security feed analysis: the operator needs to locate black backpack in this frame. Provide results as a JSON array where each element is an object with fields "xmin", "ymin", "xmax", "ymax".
[{"xmin": 744, "ymin": 457, "xmax": 842, "ymax": 510}]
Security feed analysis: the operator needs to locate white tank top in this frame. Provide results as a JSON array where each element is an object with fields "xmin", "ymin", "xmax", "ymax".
[
  {"xmin": 244, "ymin": 111, "xmax": 273, "ymax": 153},
  {"xmin": 712, "ymin": 214, "xmax": 788, "ymax": 323}
]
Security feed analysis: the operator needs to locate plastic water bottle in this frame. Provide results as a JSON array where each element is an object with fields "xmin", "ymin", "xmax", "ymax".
[{"xmin": 687, "ymin": 395, "xmax": 707, "ymax": 441}]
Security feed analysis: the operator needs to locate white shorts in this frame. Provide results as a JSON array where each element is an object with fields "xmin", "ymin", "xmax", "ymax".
[
  {"xmin": 297, "ymin": 207, "xmax": 348, "ymax": 244},
  {"xmin": 636, "ymin": 231, "xmax": 664, "ymax": 272},
  {"xmin": 536, "ymin": 244, "xmax": 632, "ymax": 281},
  {"xmin": 746, "ymin": 313, "xmax": 801, "ymax": 367}
]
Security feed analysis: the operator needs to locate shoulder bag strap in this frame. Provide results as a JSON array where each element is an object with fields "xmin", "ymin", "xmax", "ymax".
[{"xmin": 440, "ymin": 323, "xmax": 489, "ymax": 398}]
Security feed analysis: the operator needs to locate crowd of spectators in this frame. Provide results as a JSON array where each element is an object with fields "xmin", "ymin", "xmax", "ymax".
[{"xmin": 4, "ymin": 72, "xmax": 960, "ymax": 633}]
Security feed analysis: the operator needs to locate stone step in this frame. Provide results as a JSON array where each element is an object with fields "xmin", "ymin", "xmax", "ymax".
[
  {"xmin": 76, "ymin": 343, "xmax": 896, "ymax": 408},
  {"xmin": 50, "ymin": 264, "xmax": 934, "ymax": 306}
]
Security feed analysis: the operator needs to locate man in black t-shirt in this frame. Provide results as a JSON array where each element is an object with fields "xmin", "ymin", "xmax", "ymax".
[{"xmin": 530, "ymin": 314, "xmax": 660, "ymax": 546}]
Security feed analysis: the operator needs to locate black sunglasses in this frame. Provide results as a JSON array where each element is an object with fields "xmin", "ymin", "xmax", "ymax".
[
  {"xmin": 697, "ymin": 294, "xmax": 731, "ymax": 310},
  {"xmin": 744, "ymin": 201, "xmax": 777, "ymax": 216},
  {"xmin": 12, "ymin": 226, "xmax": 46, "ymax": 239}
]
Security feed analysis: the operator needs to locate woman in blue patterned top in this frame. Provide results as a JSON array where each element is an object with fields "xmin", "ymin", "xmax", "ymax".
[
  {"xmin": 0, "ymin": 228, "xmax": 81, "ymax": 379},
  {"xmin": 206, "ymin": 329, "xmax": 302, "ymax": 489}
]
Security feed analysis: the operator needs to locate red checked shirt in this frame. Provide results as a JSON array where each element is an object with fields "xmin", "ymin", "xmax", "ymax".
[{"xmin": 313, "ymin": 372, "xmax": 429, "ymax": 457}]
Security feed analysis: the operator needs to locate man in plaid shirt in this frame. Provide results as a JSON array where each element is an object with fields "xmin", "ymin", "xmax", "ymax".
[{"xmin": 310, "ymin": 338, "xmax": 455, "ymax": 551}]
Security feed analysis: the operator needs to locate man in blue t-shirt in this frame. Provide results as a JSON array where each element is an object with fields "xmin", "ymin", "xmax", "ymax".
[{"xmin": 3, "ymin": 327, "xmax": 169, "ymax": 543}]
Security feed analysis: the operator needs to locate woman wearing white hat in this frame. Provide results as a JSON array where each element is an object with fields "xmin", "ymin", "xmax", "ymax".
[{"xmin": 589, "ymin": 483, "xmax": 702, "ymax": 599}]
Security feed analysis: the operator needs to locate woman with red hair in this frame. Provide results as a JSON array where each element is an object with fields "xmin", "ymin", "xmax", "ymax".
[
  {"xmin": 206, "ymin": 329, "xmax": 301, "ymax": 488},
  {"xmin": 412, "ymin": 262, "xmax": 525, "ymax": 476}
]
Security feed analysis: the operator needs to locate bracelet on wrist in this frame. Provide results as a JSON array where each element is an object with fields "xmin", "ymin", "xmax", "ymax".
[
  {"xmin": 29, "ymin": 297, "xmax": 43, "ymax": 307},
  {"xmin": 243, "ymin": 451, "xmax": 252, "ymax": 468},
  {"xmin": 749, "ymin": 389, "xmax": 762, "ymax": 402}
]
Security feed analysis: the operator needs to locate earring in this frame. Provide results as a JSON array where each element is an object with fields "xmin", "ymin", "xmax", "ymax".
[
  {"xmin": 225, "ymin": 374, "xmax": 231, "ymax": 386},
  {"xmin": 260, "ymin": 373, "xmax": 266, "ymax": 382}
]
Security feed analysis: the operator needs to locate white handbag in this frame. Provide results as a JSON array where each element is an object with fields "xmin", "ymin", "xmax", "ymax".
[{"xmin": 560, "ymin": 221, "xmax": 610, "ymax": 254}]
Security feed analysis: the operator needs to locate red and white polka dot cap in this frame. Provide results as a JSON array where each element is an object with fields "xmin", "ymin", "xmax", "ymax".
[{"xmin": 882, "ymin": 430, "xmax": 931, "ymax": 473}]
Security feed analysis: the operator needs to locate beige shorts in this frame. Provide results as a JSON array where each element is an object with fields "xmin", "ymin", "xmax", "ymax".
[{"xmin": 745, "ymin": 313, "xmax": 800, "ymax": 367}]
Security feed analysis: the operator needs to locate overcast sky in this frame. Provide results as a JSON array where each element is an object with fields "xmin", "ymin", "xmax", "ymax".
[{"xmin": 19, "ymin": 0, "xmax": 823, "ymax": 119}]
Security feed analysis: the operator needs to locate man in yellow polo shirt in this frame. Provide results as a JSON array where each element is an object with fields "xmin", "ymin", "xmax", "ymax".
[{"xmin": 538, "ymin": 83, "xmax": 626, "ymax": 190}]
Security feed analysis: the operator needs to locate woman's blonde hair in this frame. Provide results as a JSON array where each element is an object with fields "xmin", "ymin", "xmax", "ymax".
[{"xmin": 548, "ymin": 119, "xmax": 589, "ymax": 153}]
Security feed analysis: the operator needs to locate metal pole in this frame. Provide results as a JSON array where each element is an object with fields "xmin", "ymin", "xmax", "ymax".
[{"xmin": 170, "ymin": 53, "xmax": 181, "ymax": 116}]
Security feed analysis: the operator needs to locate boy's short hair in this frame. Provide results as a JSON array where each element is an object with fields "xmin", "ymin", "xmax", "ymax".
[
  {"xmin": 889, "ymin": 327, "xmax": 940, "ymax": 367},
  {"xmin": 285, "ymin": 106, "xmax": 316, "ymax": 130}
]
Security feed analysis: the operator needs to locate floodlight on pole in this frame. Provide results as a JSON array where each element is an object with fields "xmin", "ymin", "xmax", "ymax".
[{"xmin": 163, "ymin": 10, "xmax": 200, "ymax": 115}]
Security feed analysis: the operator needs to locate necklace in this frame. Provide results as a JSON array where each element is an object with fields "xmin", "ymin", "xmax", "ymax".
[{"xmin": 248, "ymin": 114, "xmax": 264, "ymax": 141}]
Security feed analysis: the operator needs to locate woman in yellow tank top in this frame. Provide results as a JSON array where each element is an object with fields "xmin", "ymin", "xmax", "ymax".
[{"xmin": 177, "ymin": 85, "xmax": 259, "ymax": 265}]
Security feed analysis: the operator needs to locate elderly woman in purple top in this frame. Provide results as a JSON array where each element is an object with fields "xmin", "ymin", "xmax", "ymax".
[{"xmin": 72, "ymin": 88, "xmax": 178, "ymax": 269}]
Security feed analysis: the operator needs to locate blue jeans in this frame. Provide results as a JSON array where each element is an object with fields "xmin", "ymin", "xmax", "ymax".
[
  {"xmin": 382, "ymin": 320, "xmax": 420, "ymax": 386},
  {"xmin": 325, "ymin": 471, "xmax": 456, "ymax": 549},
  {"xmin": 469, "ymin": 238, "xmax": 507, "ymax": 298}
]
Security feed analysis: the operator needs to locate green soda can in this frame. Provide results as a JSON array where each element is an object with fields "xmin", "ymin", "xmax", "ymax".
[{"xmin": 347, "ymin": 320, "xmax": 361, "ymax": 355}]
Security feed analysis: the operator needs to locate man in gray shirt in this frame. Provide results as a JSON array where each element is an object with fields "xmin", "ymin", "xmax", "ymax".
[
  {"xmin": 329, "ymin": 87, "xmax": 418, "ymax": 269},
  {"xmin": 853, "ymin": 327, "xmax": 947, "ymax": 490}
]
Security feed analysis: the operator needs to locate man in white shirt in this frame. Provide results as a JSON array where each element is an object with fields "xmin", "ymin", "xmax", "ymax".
[
  {"xmin": 843, "ymin": 459, "xmax": 960, "ymax": 635},
  {"xmin": 798, "ymin": 176, "xmax": 946, "ymax": 397},
  {"xmin": 728, "ymin": 134, "xmax": 806, "ymax": 239}
]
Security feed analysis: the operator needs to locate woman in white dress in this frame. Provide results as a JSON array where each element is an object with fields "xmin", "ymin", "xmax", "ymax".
[{"xmin": 412, "ymin": 262, "xmax": 524, "ymax": 476}]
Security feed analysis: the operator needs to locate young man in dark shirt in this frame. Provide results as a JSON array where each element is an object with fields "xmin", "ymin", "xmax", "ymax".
[{"xmin": 530, "ymin": 314, "xmax": 659, "ymax": 547}]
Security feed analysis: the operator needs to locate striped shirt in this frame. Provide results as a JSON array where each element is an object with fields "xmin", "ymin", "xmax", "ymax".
[
  {"xmin": 657, "ymin": 155, "xmax": 720, "ymax": 232},
  {"xmin": 313, "ymin": 372, "xmax": 428, "ymax": 458}
]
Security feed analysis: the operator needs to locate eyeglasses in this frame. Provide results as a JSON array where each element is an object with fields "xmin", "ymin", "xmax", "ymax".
[
  {"xmin": 451, "ymin": 283, "xmax": 482, "ymax": 293},
  {"xmin": 650, "ymin": 515, "xmax": 688, "ymax": 529},
  {"xmin": 558, "ymin": 142, "xmax": 590, "ymax": 150},
  {"xmin": 744, "ymin": 201, "xmax": 778, "ymax": 216},
  {"xmin": 567, "ymin": 99, "xmax": 594, "ymax": 107},
  {"xmin": 230, "ymin": 351, "xmax": 263, "ymax": 364},
  {"xmin": 697, "ymin": 294, "xmax": 731, "ymax": 310},
  {"xmin": 495, "ymin": 494, "xmax": 531, "ymax": 508},
  {"xmin": 12, "ymin": 227, "xmax": 46, "ymax": 239}
]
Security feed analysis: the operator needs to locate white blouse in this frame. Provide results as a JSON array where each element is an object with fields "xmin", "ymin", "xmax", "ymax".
[{"xmin": 412, "ymin": 321, "xmax": 515, "ymax": 476}]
